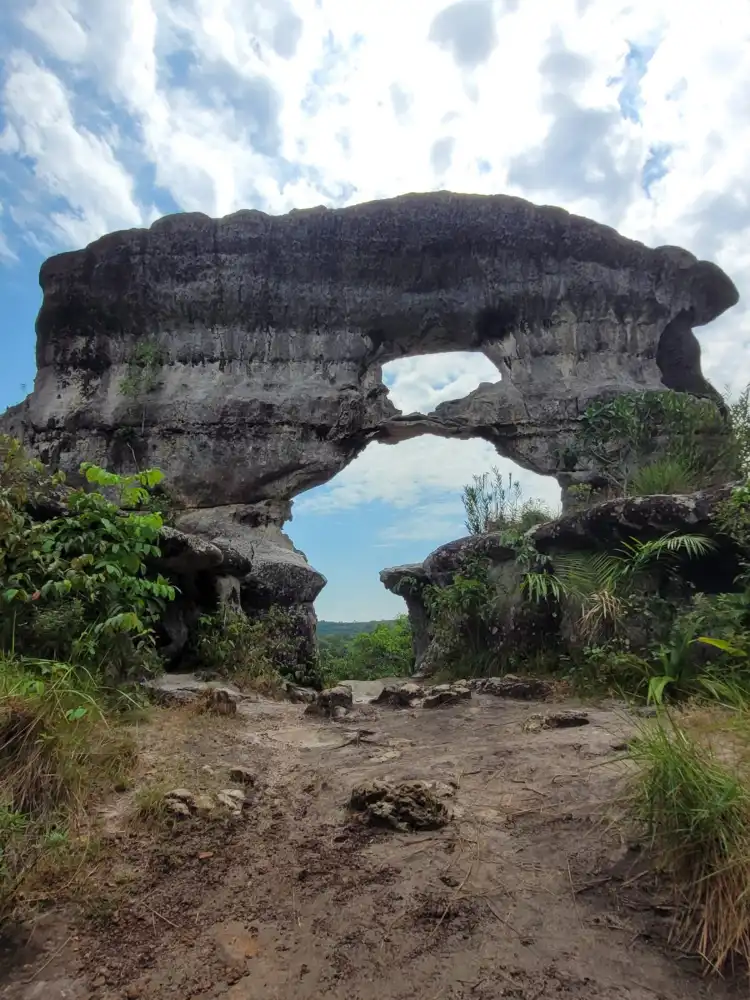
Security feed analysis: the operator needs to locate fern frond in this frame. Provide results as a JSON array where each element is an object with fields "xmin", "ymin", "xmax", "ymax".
[{"xmin": 522, "ymin": 572, "xmax": 565, "ymax": 603}]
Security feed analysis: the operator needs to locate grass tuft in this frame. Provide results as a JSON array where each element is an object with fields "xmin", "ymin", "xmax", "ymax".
[
  {"xmin": 0, "ymin": 656, "xmax": 136, "ymax": 925},
  {"xmin": 628, "ymin": 714, "xmax": 750, "ymax": 972},
  {"xmin": 131, "ymin": 783, "xmax": 173, "ymax": 829}
]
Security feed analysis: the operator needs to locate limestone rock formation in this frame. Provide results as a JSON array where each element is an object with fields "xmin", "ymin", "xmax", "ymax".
[{"xmin": 1, "ymin": 190, "xmax": 739, "ymax": 626}]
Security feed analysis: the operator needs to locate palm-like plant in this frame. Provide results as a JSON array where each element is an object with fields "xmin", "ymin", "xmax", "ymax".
[{"xmin": 522, "ymin": 533, "xmax": 716, "ymax": 641}]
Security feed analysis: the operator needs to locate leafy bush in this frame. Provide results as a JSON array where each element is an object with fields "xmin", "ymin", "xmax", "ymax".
[
  {"xmin": 627, "ymin": 716, "xmax": 750, "ymax": 971},
  {"xmin": 423, "ymin": 558, "xmax": 506, "ymax": 678},
  {"xmin": 192, "ymin": 605, "xmax": 322, "ymax": 691},
  {"xmin": 716, "ymin": 478, "xmax": 750, "ymax": 550},
  {"xmin": 320, "ymin": 617, "xmax": 413, "ymax": 685},
  {"xmin": 564, "ymin": 643, "xmax": 653, "ymax": 697},
  {"xmin": 0, "ymin": 437, "xmax": 175, "ymax": 680},
  {"xmin": 728, "ymin": 382, "xmax": 750, "ymax": 478},
  {"xmin": 575, "ymin": 390, "xmax": 738, "ymax": 497},
  {"xmin": 462, "ymin": 468, "xmax": 554, "ymax": 536}
]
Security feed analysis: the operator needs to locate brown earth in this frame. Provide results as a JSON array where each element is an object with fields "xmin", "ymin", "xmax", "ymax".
[{"xmin": 0, "ymin": 690, "xmax": 743, "ymax": 1000}]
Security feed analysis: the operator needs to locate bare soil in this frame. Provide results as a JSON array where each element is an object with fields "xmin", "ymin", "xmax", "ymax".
[{"xmin": 0, "ymin": 689, "xmax": 743, "ymax": 1000}]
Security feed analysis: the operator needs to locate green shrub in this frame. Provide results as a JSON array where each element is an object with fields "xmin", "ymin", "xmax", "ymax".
[
  {"xmin": 0, "ymin": 437, "xmax": 175, "ymax": 680},
  {"xmin": 423, "ymin": 558, "xmax": 510, "ymax": 678},
  {"xmin": 565, "ymin": 643, "xmax": 652, "ymax": 697},
  {"xmin": 728, "ymin": 382, "xmax": 750, "ymax": 478},
  {"xmin": 628, "ymin": 455, "xmax": 700, "ymax": 496},
  {"xmin": 524, "ymin": 533, "xmax": 715, "ymax": 646},
  {"xmin": 192, "ymin": 605, "xmax": 322, "ymax": 691},
  {"xmin": 320, "ymin": 616, "xmax": 413, "ymax": 685},
  {"xmin": 627, "ymin": 716, "xmax": 750, "ymax": 971},
  {"xmin": 575, "ymin": 390, "xmax": 738, "ymax": 497},
  {"xmin": 715, "ymin": 478, "xmax": 750, "ymax": 550},
  {"xmin": 462, "ymin": 468, "xmax": 554, "ymax": 536}
]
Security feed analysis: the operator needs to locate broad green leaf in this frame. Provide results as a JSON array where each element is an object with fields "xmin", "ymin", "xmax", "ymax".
[
  {"xmin": 647, "ymin": 675, "xmax": 673, "ymax": 705},
  {"xmin": 695, "ymin": 636, "xmax": 748, "ymax": 657}
]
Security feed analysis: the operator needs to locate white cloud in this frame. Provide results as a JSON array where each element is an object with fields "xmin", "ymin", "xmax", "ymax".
[
  {"xmin": 21, "ymin": 0, "xmax": 87, "ymax": 63},
  {"xmin": 294, "ymin": 433, "xmax": 561, "ymax": 516},
  {"xmin": 383, "ymin": 352, "xmax": 501, "ymax": 415},
  {"xmin": 1, "ymin": 50, "xmax": 147, "ymax": 246},
  {"xmin": 375, "ymin": 497, "xmax": 467, "ymax": 547},
  {"xmin": 0, "ymin": 202, "xmax": 18, "ymax": 262},
  {"xmin": 3, "ymin": 0, "xmax": 750, "ymax": 591}
]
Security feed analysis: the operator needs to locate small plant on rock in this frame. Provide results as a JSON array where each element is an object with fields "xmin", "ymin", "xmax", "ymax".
[
  {"xmin": 575, "ymin": 390, "xmax": 738, "ymax": 497},
  {"xmin": 523, "ymin": 533, "xmax": 715, "ymax": 645},
  {"xmin": 462, "ymin": 468, "xmax": 553, "ymax": 536}
]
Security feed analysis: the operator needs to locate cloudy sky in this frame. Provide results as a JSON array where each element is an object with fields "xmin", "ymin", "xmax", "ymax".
[{"xmin": 1, "ymin": 0, "xmax": 749, "ymax": 621}]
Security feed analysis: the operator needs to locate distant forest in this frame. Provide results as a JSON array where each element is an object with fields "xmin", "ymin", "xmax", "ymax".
[{"xmin": 316, "ymin": 620, "xmax": 396, "ymax": 639}]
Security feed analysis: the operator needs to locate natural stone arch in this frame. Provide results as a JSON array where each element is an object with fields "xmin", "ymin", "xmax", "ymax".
[{"xmin": 1, "ymin": 190, "xmax": 739, "ymax": 654}]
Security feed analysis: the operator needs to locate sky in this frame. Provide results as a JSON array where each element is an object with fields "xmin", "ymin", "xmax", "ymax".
[{"xmin": 1, "ymin": 0, "xmax": 750, "ymax": 622}]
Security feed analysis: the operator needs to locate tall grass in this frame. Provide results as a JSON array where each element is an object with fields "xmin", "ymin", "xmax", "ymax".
[
  {"xmin": 628, "ymin": 456, "xmax": 700, "ymax": 496},
  {"xmin": 627, "ymin": 715, "xmax": 750, "ymax": 972},
  {"xmin": 0, "ymin": 656, "xmax": 135, "ymax": 924}
]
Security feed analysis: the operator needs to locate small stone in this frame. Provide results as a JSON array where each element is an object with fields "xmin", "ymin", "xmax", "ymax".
[
  {"xmin": 165, "ymin": 799, "xmax": 191, "ymax": 818},
  {"xmin": 523, "ymin": 710, "xmax": 590, "ymax": 732},
  {"xmin": 307, "ymin": 684, "xmax": 353, "ymax": 718},
  {"xmin": 374, "ymin": 682, "xmax": 425, "ymax": 708},
  {"xmin": 285, "ymin": 683, "xmax": 317, "ymax": 704},
  {"xmin": 193, "ymin": 793, "xmax": 216, "ymax": 817},
  {"xmin": 217, "ymin": 789, "xmax": 245, "ymax": 814},
  {"xmin": 349, "ymin": 779, "xmax": 450, "ymax": 832},
  {"xmin": 423, "ymin": 683, "xmax": 472, "ymax": 709},
  {"xmin": 331, "ymin": 705, "xmax": 350, "ymax": 722},
  {"xmin": 229, "ymin": 766, "xmax": 256, "ymax": 786},
  {"xmin": 198, "ymin": 688, "xmax": 238, "ymax": 716},
  {"xmin": 165, "ymin": 788, "xmax": 196, "ymax": 814}
]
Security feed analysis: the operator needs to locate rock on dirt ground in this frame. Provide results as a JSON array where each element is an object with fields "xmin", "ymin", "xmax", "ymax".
[
  {"xmin": 0, "ymin": 691, "xmax": 741, "ymax": 1000},
  {"xmin": 144, "ymin": 673, "xmax": 246, "ymax": 708},
  {"xmin": 349, "ymin": 779, "xmax": 452, "ymax": 831},
  {"xmin": 472, "ymin": 675, "xmax": 553, "ymax": 700}
]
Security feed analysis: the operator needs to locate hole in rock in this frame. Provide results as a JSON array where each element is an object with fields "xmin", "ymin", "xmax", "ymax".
[
  {"xmin": 291, "ymin": 434, "xmax": 560, "ymax": 635},
  {"xmin": 381, "ymin": 351, "xmax": 501, "ymax": 414}
]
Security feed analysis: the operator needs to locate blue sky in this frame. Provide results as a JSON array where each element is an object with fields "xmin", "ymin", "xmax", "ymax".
[{"xmin": 1, "ymin": 0, "xmax": 750, "ymax": 620}]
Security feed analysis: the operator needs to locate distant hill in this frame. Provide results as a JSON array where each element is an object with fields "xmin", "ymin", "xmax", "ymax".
[{"xmin": 317, "ymin": 620, "xmax": 396, "ymax": 639}]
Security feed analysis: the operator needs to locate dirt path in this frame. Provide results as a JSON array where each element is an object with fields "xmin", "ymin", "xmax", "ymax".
[{"xmin": 0, "ymin": 689, "xmax": 742, "ymax": 999}]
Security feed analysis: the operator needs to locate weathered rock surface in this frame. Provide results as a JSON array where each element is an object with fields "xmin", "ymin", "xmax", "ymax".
[
  {"xmin": 530, "ymin": 484, "xmax": 736, "ymax": 552},
  {"xmin": 523, "ymin": 710, "xmax": 590, "ymax": 732},
  {"xmin": 349, "ymin": 779, "xmax": 451, "ymax": 831},
  {"xmin": 1, "ymin": 190, "xmax": 738, "ymax": 623},
  {"xmin": 144, "ymin": 673, "xmax": 246, "ymax": 707},
  {"xmin": 382, "ymin": 484, "xmax": 743, "ymax": 676},
  {"xmin": 423, "ymin": 682, "xmax": 472, "ymax": 708},
  {"xmin": 373, "ymin": 681, "xmax": 426, "ymax": 708},
  {"xmin": 305, "ymin": 684, "xmax": 354, "ymax": 717},
  {"xmin": 472, "ymin": 675, "xmax": 553, "ymax": 700}
]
